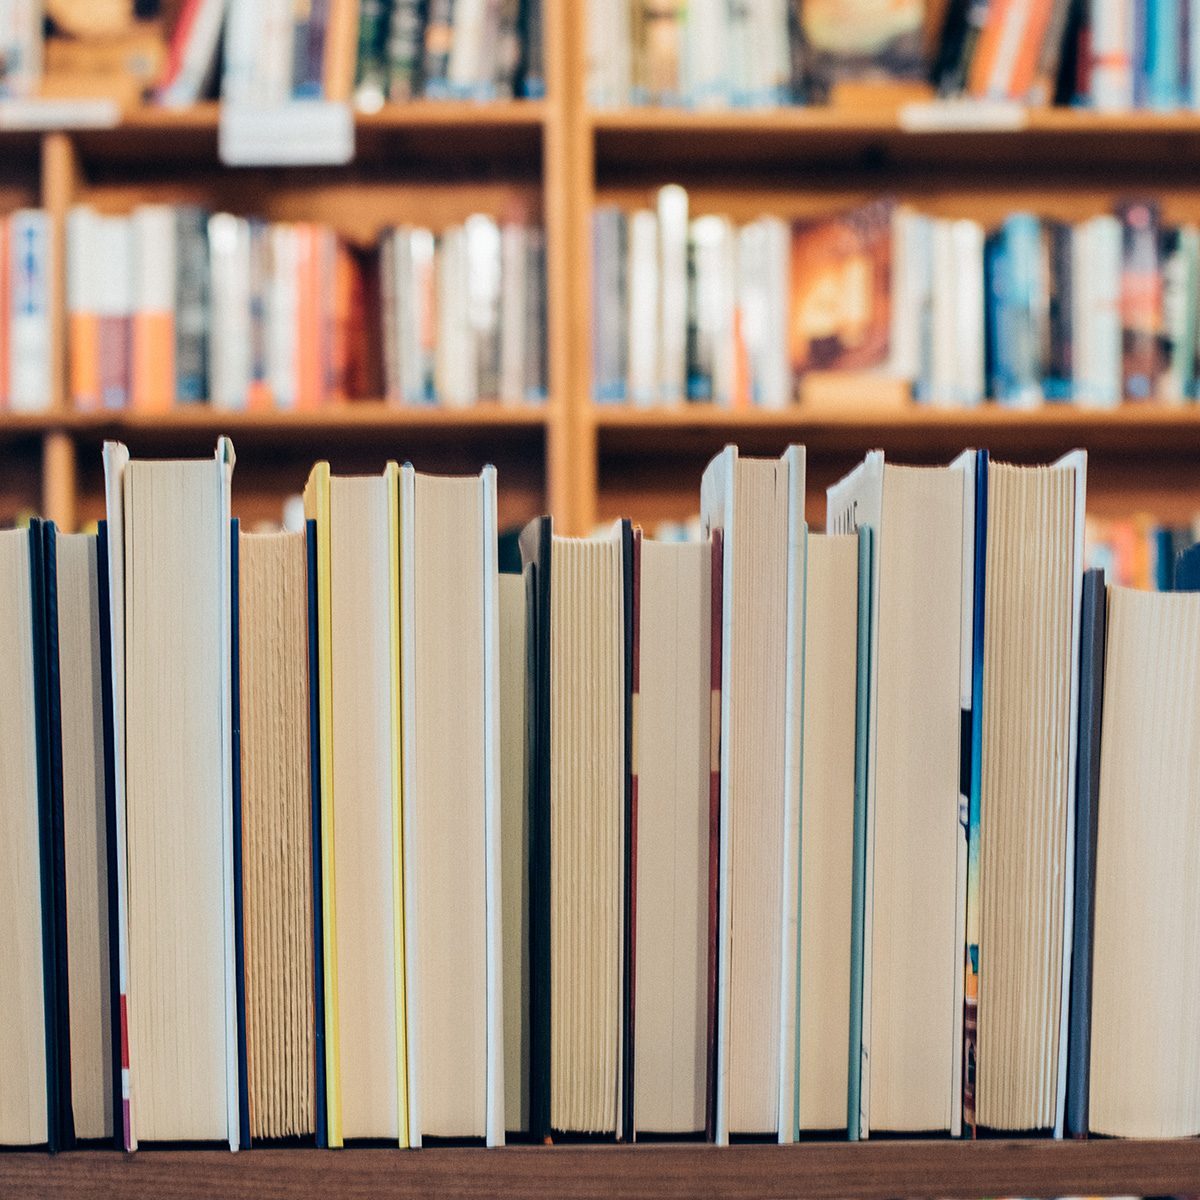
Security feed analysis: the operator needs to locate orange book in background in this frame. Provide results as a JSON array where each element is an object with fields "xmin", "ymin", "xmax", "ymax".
[
  {"xmin": 966, "ymin": 0, "xmax": 1014, "ymax": 95},
  {"xmin": 0, "ymin": 216, "xmax": 9, "ymax": 410},
  {"xmin": 730, "ymin": 307, "xmax": 751, "ymax": 409},
  {"xmin": 295, "ymin": 224, "xmax": 322, "ymax": 409},
  {"xmin": 131, "ymin": 206, "xmax": 176, "ymax": 413},
  {"xmin": 329, "ymin": 240, "xmax": 355, "ymax": 405},
  {"xmin": 323, "ymin": 0, "xmax": 361, "ymax": 100},
  {"xmin": 1006, "ymin": 0, "xmax": 1055, "ymax": 98},
  {"xmin": 67, "ymin": 207, "xmax": 101, "ymax": 411}
]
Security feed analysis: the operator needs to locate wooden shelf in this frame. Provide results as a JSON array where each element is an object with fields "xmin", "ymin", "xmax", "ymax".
[
  {"xmin": 4, "ymin": 1139, "xmax": 1200, "ymax": 1199},
  {"xmin": 591, "ymin": 105, "xmax": 1200, "ymax": 175}
]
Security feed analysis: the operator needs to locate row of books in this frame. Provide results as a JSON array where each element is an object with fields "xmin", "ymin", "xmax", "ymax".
[
  {"xmin": 1086, "ymin": 514, "xmax": 1200, "ymax": 587},
  {"xmin": 589, "ymin": 0, "xmax": 1200, "ymax": 112},
  {"xmin": 0, "ymin": 0, "xmax": 544, "ymax": 107},
  {"xmin": 65, "ymin": 205, "xmax": 547, "ymax": 412},
  {"xmin": 4, "ymin": 438, "xmax": 1200, "ymax": 1150},
  {"xmin": 593, "ymin": 189, "xmax": 1200, "ymax": 409}
]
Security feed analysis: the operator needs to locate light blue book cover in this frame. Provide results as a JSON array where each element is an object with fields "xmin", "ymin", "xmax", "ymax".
[
  {"xmin": 1146, "ymin": 0, "xmax": 1181, "ymax": 109},
  {"xmin": 847, "ymin": 524, "xmax": 872, "ymax": 1141}
]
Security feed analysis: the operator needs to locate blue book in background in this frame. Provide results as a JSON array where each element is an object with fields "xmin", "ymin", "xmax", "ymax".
[
  {"xmin": 1147, "ymin": 0, "xmax": 1182, "ymax": 108},
  {"xmin": 1174, "ymin": 542, "xmax": 1200, "ymax": 589}
]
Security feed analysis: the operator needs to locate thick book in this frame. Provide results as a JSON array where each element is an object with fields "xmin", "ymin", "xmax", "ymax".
[
  {"xmin": 701, "ymin": 444, "xmax": 805, "ymax": 1144},
  {"xmin": 1063, "ymin": 568, "xmax": 1106, "ymax": 1139},
  {"xmin": 102, "ymin": 439, "xmax": 240, "ymax": 1148},
  {"xmin": 519, "ymin": 515, "xmax": 635, "ymax": 1141},
  {"xmin": 399, "ymin": 466, "xmax": 503, "ymax": 1145},
  {"xmin": 303, "ymin": 462, "xmax": 409, "ymax": 1147},
  {"xmin": 1088, "ymin": 585, "xmax": 1200, "ymax": 1136}
]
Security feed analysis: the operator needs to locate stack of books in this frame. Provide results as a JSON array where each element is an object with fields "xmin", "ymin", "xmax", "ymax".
[
  {"xmin": 3, "ymin": 437, "xmax": 1200, "ymax": 1151},
  {"xmin": 67, "ymin": 205, "xmax": 546, "ymax": 412},
  {"xmin": 593, "ymin": 190, "xmax": 1200, "ymax": 410},
  {"xmin": 588, "ymin": 0, "xmax": 1200, "ymax": 112}
]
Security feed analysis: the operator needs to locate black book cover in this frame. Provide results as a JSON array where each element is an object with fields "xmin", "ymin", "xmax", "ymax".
[
  {"xmin": 306, "ymin": 519, "xmax": 328, "ymax": 1149},
  {"xmin": 620, "ymin": 521, "xmax": 635, "ymax": 1145},
  {"xmin": 31, "ymin": 521, "xmax": 70, "ymax": 1151},
  {"xmin": 96, "ymin": 521, "xmax": 123, "ymax": 1149},
  {"xmin": 230, "ymin": 521, "xmax": 251, "ymax": 1149},
  {"xmin": 1064, "ymin": 567, "xmax": 1107, "ymax": 1138}
]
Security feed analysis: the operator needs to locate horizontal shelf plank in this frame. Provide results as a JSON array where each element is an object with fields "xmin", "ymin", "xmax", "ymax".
[
  {"xmin": 591, "ymin": 105, "xmax": 1200, "ymax": 175},
  {"xmin": 4, "ymin": 1138, "xmax": 1200, "ymax": 1200}
]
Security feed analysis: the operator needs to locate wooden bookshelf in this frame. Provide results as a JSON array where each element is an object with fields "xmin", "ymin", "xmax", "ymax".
[{"xmin": 5, "ymin": 1139, "xmax": 1200, "ymax": 1199}]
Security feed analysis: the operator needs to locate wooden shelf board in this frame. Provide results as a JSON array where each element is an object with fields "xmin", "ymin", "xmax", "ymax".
[
  {"xmin": 590, "ymin": 106, "xmax": 1200, "ymax": 175},
  {"xmin": 5, "ymin": 1138, "xmax": 1200, "ymax": 1200}
]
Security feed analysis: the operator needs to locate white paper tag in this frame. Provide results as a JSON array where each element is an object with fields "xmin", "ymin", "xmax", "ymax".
[
  {"xmin": 219, "ymin": 101, "xmax": 355, "ymax": 166},
  {"xmin": 899, "ymin": 99, "xmax": 1029, "ymax": 132},
  {"xmin": 0, "ymin": 98, "xmax": 121, "ymax": 129}
]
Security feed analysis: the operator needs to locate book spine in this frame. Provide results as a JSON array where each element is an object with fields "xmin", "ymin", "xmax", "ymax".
[
  {"xmin": 267, "ymin": 225, "xmax": 299, "ymax": 410},
  {"xmin": 131, "ymin": 207, "xmax": 177, "ymax": 414},
  {"xmin": 466, "ymin": 214, "xmax": 502, "ymax": 400},
  {"xmin": 1089, "ymin": 214, "xmax": 1124, "ymax": 407},
  {"xmin": 246, "ymin": 221, "xmax": 273, "ymax": 411},
  {"xmin": 1089, "ymin": 0, "xmax": 1133, "ymax": 108},
  {"xmin": 523, "ymin": 226, "xmax": 547, "ymax": 402},
  {"xmin": 294, "ymin": 0, "xmax": 332, "ymax": 97},
  {"xmin": 222, "ymin": 0, "xmax": 267, "ymax": 104},
  {"xmin": 1028, "ymin": 0, "xmax": 1076, "ymax": 103},
  {"xmin": 592, "ymin": 209, "xmax": 624, "ymax": 403},
  {"xmin": 208, "ymin": 213, "xmax": 253, "ymax": 410},
  {"xmin": 323, "ymin": 0, "xmax": 362, "ymax": 101},
  {"xmin": 520, "ymin": 0, "xmax": 544, "ymax": 97},
  {"xmin": 1147, "ymin": 0, "xmax": 1181, "ymax": 106},
  {"xmin": 1044, "ymin": 221, "xmax": 1074, "ymax": 401},
  {"xmin": 67, "ymin": 207, "xmax": 100, "ymax": 412},
  {"xmin": 447, "ymin": 0, "xmax": 488, "ymax": 95},
  {"xmin": 385, "ymin": 0, "xmax": 426, "ymax": 100},
  {"xmin": 413, "ymin": 228, "xmax": 438, "ymax": 403},
  {"xmin": 657, "ymin": 184, "xmax": 689, "ymax": 405},
  {"xmin": 174, "ymin": 207, "xmax": 210, "ymax": 405},
  {"xmin": 9, "ymin": 209, "xmax": 51, "ymax": 413},
  {"xmin": 499, "ymin": 223, "xmax": 527, "ymax": 405},
  {"xmin": 97, "ymin": 218, "xmax": 133, "ymax": 412},
  {"xmin": 635, "ymin": 1, "xmax": 684, "ymax": 103},
  {"xmin": 422, "ymin": 0, "xmax": 456, "ymax": 95},
  {"xmin": 0, "ymin": 217, "xmax": 8, "ymax": 411},
  {"xmin": 953, "ymin": 219, "xmax": 987, "ymax": 407},
  {"xmin": 1117, "ymin": 198, "xmax": 1164, "ymax": 401},
  {"xmin": 354, "ymin": 0, "xmax": 391, "ymax": 103},
  {"xmin": 704, "ymin": 526, "xmax": 723, "ymax": 1144},
  {"xmin": 1132, "ymin": 0, "xmax": 1149, "ymax": 105},
  {"xmin": 627, "ymin": 210, "xmax": 660, "ymax": 408},
  {"xmin": 684, "ymin": 0, "xmax": 731, "ymax": 107}
]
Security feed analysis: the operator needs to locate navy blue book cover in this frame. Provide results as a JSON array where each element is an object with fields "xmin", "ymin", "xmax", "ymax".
[
  {"xmin": 96, "ymin": 521, "xmax": 123, "ymax": 1148},
  {"xmin": 230, "ymin": 520, "xmax": 251, "ymax": 1149},
  {"xmin": 306, "ymin": 519, "xmax": 328, "ymax": 1149},
  {"xmin": 1065, "ymin": 568, "xmax": 1107, "ymax": 1138},
  {"xmin": 1174, "ymin": 543, "xmax": 1200, "ymax": 590}
]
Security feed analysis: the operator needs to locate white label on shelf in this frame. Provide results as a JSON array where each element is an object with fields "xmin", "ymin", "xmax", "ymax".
[
  {"xmin": 219, "ymin": 101, "xmax": 355, "ymax": 166},
  {"xmin": 0, "ymin": 98, "xmax": 121, "ymax": 129},
  {"xmin": 899, "ymin": 100, "xmax": 1029, "ymax": 132}
]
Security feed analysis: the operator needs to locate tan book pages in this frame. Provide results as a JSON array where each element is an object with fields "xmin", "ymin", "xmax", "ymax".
[{"xmin": 0, "ymin": 530, "xmax": 48, "ymax": 1146}]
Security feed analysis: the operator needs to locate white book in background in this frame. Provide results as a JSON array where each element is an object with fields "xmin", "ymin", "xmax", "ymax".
[
  {"xmin": 796, "ymin": 532, "xmax": 859, "ymax": 1135},
  {"xmin": 66, "ymin": 206, "xmax": 101, "ymax": 406},
  {"xmin": 259, "ymin": 0, "xmax": 296, "ymax": 105},
  {"xmin": 3, "ymin": 0, "xmax": 42, "ymax": 97},
  {"xmin": 627, "ymin": 210, "xmax": 660, "ymax": 407},
  {"xmin": 207, "ymin": 213, "xmax": 252, "ymax": 410},
  {"xmin": 55, "ymin": 531, "xmax": 114, "ymax": 1142},
  {"xmin": 690, "ymin": 215, "xmax": 736, "ymax": 407},
  {"xmin": 588, "ymin": 0, "xmax": 631, "ymax": 105},
  {"xmin": 499, "ymin": 223, "xmax": 528, "ymax": 405},
  {"xmin": 634, "ymin": 538, "xmax": 711, "ymax": 1136},
  {"xmin": 701, "ymin": 444, "xmax": 805, "ymax": 1144},
  {"xmin": 1192, "ymin": 0, "xmax": 1200, "ymax": 106},
  {"xmin": 951, "ymin": 219, "xmax": 985, "ymax": 407},
  {"xmin": 744, "ymin": 0, "xmax": 791, "ymax": 104},
  {"xmin": 738, "ymin": 217, "xmax": 791, "ymax": 409},
  {"xmin": 684, "ymin": 0, "xmax": 730, "ymax": 106},
  {"xmin": 928, "ymin": 219, "xmax": 958, "ymax": 408},
  {"xmin": 96, "ymin": 216, "xmax": 133, "ymax": 410},
  {"xmin": 827, "ymin": 452, "xmax": 972, "ymax": 1138},
  {"xmin": 889, "ymin": 207, "xmax": 922, "ymax": 383},
  {"xmin": 9, "ymin": 208, "xmax": 51, "ymax": 412},
  {"xmin": 105, "ymin": 439, "xmax": 239, "ymax": 1147},
  {"xmin": 437, "ymin": 226, "xmax": 475, "ymax": 407},
  {"xmin": 400, "ymin": 465, "xmax": 502, "ymax": 1145},
  {"xmin": 449, "ymin": 0, "xmax": 489, "ymax": 94},
  {"xmin": 267, "ymin": 224, "xmax": 299, "ymax": 410},
  {"xmin": 1077, "ymin": 215, "xmax": 1122, "ymax": 408},
  {"xmin": 380, "ymin": 232, "xmax": 399, "ymax": 403},
  {"xmin": 1070, "ymin": 221, "xmax": 1092, "ymax": 403},
  {"xmin": 657, "ymin": 185, "xmax": 689, "ymax": 405},
  {"xmin": 465, "ymin": 214, "xmax": 502, "ymax": 402},
  {"xmin": 220, "ymin": 0, "xmax": 267, "ymax": 104},
  {"xmin": 158, "ymin": 0, "xmax": 231, "ymax": 106},
  {"xmin": 1090, "ymin": 0, "xmax": 1133, "ymax": 110},
  {"xmin": 0, "ymin": 528, "xmax": 48, "ymax": 1147},
  {"xmin": 130, "ymin": 205, "xmax": 177, "ymax": 411}
]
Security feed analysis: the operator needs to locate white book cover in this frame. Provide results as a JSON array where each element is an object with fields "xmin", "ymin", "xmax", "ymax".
[
  {"xmin": 449, "ymin": 0, "xmax": 489, "ymax": 92},
  {"xmin": 657, "ymin": 185, "xmax": 689, "ymax": 405},
  {"xmin": 1090, "ymin": 0, "xmax": 1133, "ymax": 110},
  {"xmin": 267, "ymin": 224, "xmax": 299, "ymax": 410},
  {"xmin": 207, "ymin": 213, "xmax": 252, "ymax": 410},
  {"xmin": 499, "ymin": 224, "xmax": 528, "ymax": 405},
  {"xmin": 760, "ymin": 217, "xmax": 792, "ymax": 409},
  {"xmin": 220, "ymin": 0, "xmax": 267, "ymax": 105},
  {"xmin": 159, "ymin": 0, "xmax": 230, "ymax": 106},
  {"xmin": 131, "ymin": 206, "xmax": 177, "ymax": 320},
  {"xmin": 3, "ymin": 0, "xmax": 42, "ymax": 97},
  {"xmin": 437, "ymin": 226, "xmax": 475, "ymax": 407},
  {"xmin": 8, "ymin": 208, "xmax": 50, "ymax": 412},
  {"xmin": 684, "ymin": 0, "xmax": 730, "ymax": 107},
  {"xmin": 929, "ymin": 220, "xmax": 957, "ymax": 408},
  {"xmin": 950, "ymin": 220, "xmax": 985, "ymax": 407},
  {"xmin": 627, "ymin": 210, "xmax": 660, "ymax": 407},
  {"xmin": 1086, "ymin": 215, "xmax": 1122, "ymax": 408}
]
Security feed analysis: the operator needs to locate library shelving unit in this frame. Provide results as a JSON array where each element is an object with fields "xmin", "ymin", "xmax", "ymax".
[{"xmin": 7, "ymin": 4, "xmax": 1200, "ymax": 1198}]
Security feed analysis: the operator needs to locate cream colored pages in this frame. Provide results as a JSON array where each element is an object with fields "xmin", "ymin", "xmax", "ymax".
[
  {"xmin": 409, "ymin": 474, "xmax": 487, "ymax": 1138},
  {"xmin": 726, "ymin": 459, "xmax": 789, "ymax": 1134},
  {"xmin": 0, "ymin": 531, "xmax": 48, "ymax": 1145},
  {"xmin": 550, "ymin": 533, "xmax": 624, "ymax": 1135},
  {"xmin": 56, "ymin": 533, "xmax": 113, "ymax": 1140},
  {"xmin": 330, "ymin": 476, "xmax": 399, "ymax": 1139},
  {"xmin": 124, "ymin": 460, "xmax": 227, "ymax": 1141},
  {"xmin": 1090, "ymin": 588, "xmax": 1200, "ymax": 1138},
  {"xmin": 239, "ymin": 531, "xmax": 314, "ymax": 1140},
  {"xmin": 634, "ymin": 540, "xmax": 710, "ymax": 1134},
  {"xmin": 798, "ymin": 533, "xmax": 857, "ymax": 1132},
  {"xmin": 869, "ymin": 466, "xmax": 963, "ymax": 1132},
  {"xmin": 499, "ymin": 571, "xmax": 529, "ymax": 1134},
  {"xmin": 977, "ymin": 462, "xmax": 1075, "ymax": 1131}
]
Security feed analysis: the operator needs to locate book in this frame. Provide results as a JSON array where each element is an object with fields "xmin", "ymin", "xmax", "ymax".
[
  {"xmin": 1088, "ymin": 585, "xmax": 1200, "ymax": 1136},
  {"xmin": 131, "ymin": 206, "xmax": 177, "ymax": 414},
  {"xmin": 9, "ymin": 209, "xmax": 51, "ymax": 414},
  {"xmin": 1063, "ymin": 567, "xmax": 1106, "ymax": 1139},
  {"xmin": 303, "ymin": 461, "xmax": 409, "ymax": 1146},
  {"xmin": 237, "ymin": 528, "xmax": 317, "ymax": 1141},
  {"xmin": 794, "ymin": 531, "xmax": 861, "ymax": 1136},
  {"xmin": 0, "ymin": 526, "xmax": 54, "ymax": 1147},
  {"xmin": 158, "ymin": 0, "xmax": 233, "ymax": 106},
  {"xmin": 700, "ymin": 444, "xmax": 805, "ymax": 1143},
  {"xmin": 789, "ymin": 200, "xmax": 892, "ymax": 378},
  {"xmin": 519, "ymin": 515, "xmax": 635, "ymax": 1140},
  {"xmin": 633, "ymin": 538, "xmax": 711, "ymax": 1136},
  {"xmin": 1116, "ymin": 198, "xmax": 1164, "ymax": 401},
  {"xmin": 103, "ymin": 439, "xmax": 240, "ymax": 1147},
  {"xmin": 827, "ymin": 453, "xmax": 973, "ymax": 1137},
  {"xmin": 973, "ymin": 451, "xmax": 1086, "ymax": 1134},
  {"xmin": 796, "ymin": 0, "xmax": 927, "ymax": 97},
  {"xmin": 67, "ymin": 207, "xmax": 101, "ymax": 411},
  {"xmin": 399, "ymin": 466, "xmax": 502, "ymax": 1144}
]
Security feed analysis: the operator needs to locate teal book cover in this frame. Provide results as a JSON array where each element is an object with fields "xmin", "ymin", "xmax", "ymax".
[{"xmin": 847, "ymin": 524, "xmax": 872, "ymax": 1141}]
